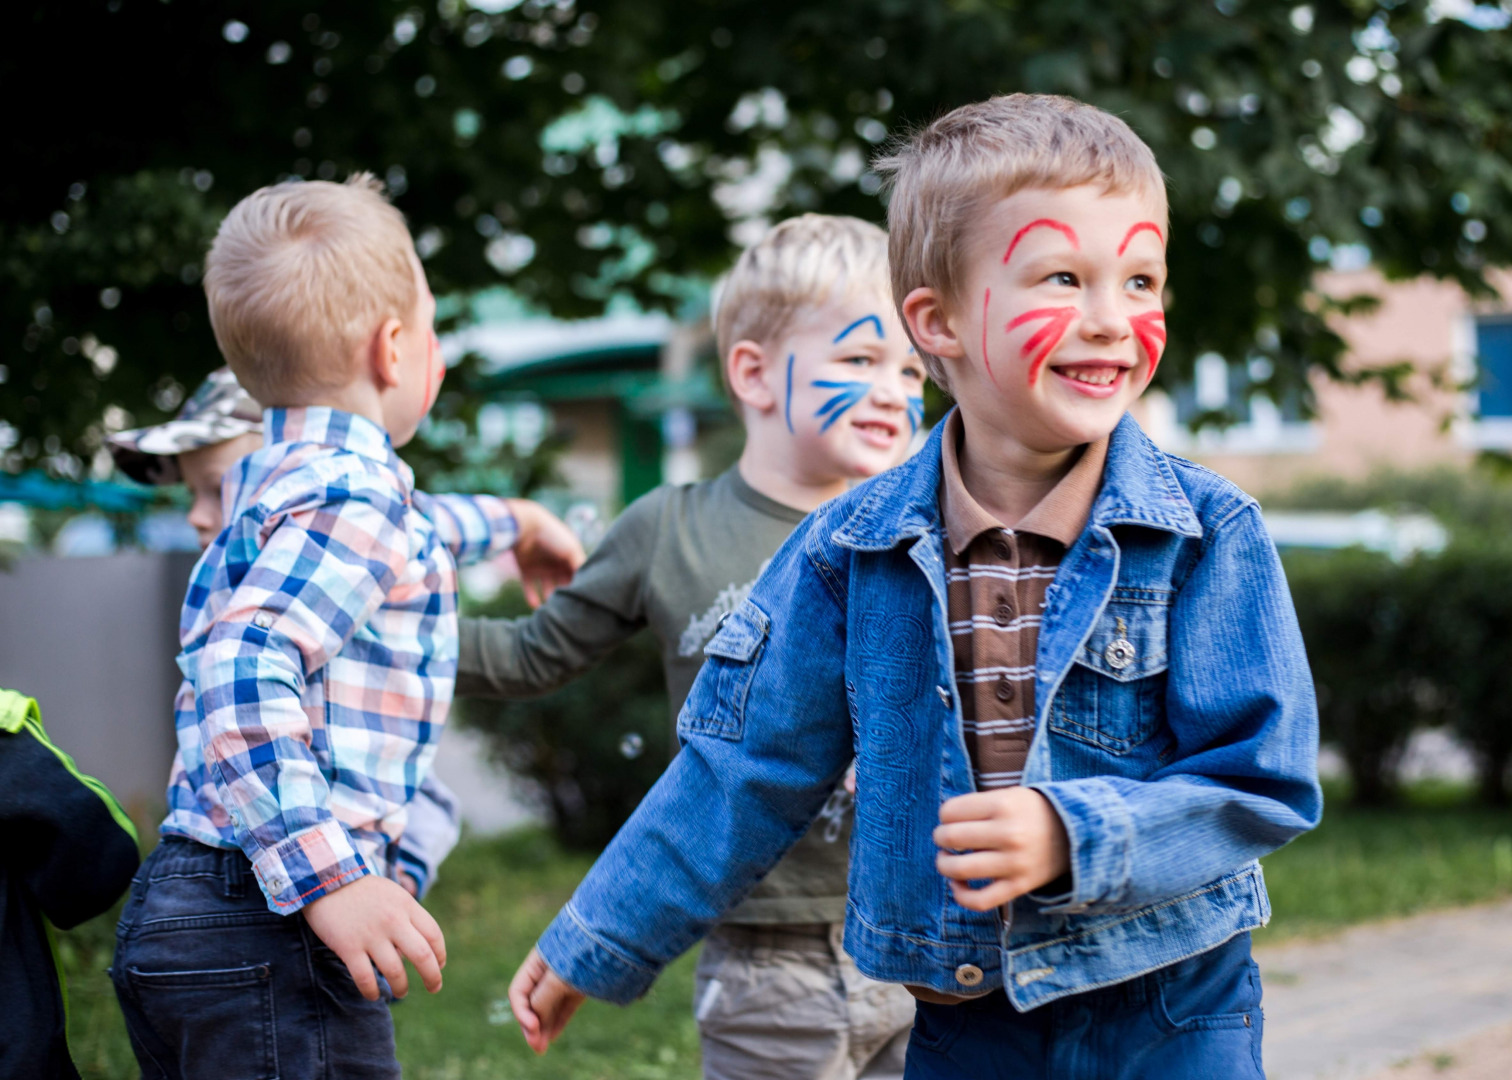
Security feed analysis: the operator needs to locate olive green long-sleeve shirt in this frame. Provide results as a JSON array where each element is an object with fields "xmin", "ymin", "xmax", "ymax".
[{"xmin": 457, "ymin": 467, "xmax": 853, "ymax": 924}]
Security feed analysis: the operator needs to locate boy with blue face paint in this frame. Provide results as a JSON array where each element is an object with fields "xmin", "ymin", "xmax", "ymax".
[
  {"xmin": 458, "ymin": 214, "xmax": 925, "ymax": 1080},
  {"xmin": 510, "ymin": 96, "xmax": 1321, "ymax": 1079}
]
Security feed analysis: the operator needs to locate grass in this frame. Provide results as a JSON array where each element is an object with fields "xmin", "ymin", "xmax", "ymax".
[{"xmin": 59, "ymin": 782, "xmax": 1512, "ymax": 1078}]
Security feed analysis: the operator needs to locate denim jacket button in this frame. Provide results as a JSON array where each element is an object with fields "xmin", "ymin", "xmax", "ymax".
[
  {"xmin": 937, "ymin": 685, "xmax": 952, "ymax": 707},
  {"xmin": 1104, "ymin": 638, "xmax": 1136, "ymax": 670},
  {"xmin": 955, "ymin": 963, "xmax": 984, "ymax": 987}
]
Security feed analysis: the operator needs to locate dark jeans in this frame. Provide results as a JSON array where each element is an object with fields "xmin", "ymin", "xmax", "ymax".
[
  {"xmin": 111, "ymin": 838, "xmax": 400, "ymax": 1080},
  {"xmin": 905, "ymin": 932, "xmax": 1264, "ymax": 1080}
]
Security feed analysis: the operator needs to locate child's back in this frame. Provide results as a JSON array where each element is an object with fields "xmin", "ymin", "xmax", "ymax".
[{"xmin": 112, "ymin": 175, "xmax": 582, "ymax": 1079}]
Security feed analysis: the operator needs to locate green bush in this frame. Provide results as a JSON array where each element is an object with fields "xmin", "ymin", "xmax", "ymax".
[
  {"xmin": 1286, "ymin": 540, "xmax": 1512, "ymax": 806},
  {"xmin": 1414, "ymin": 542, "xmax": 1512, "ymax": 805},
  {"xmin": 1284, "ymin": 548, "xmax": 1444, "ymax": 805},
  {"xmin": 455, "ymin": 586, "xmax": 673, "ymax": 850}
]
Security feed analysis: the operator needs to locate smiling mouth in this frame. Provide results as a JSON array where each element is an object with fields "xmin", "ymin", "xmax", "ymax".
[
  {"xmin": 852, "ymin": 418, "xmax": 899, "ymax": 442},
  {"xmin": 1049, "ymin": 362, "xmax": 1131, "ymax": 388}
]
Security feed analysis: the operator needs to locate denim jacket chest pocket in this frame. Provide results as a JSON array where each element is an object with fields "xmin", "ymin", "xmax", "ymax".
[
  {"xmin": 678, "ymin": 599, "xmax": 770, "ymax": 742},
  {"xmin": 1048, "ymin": 588, "xmax": 1171, "ymax": 756}
]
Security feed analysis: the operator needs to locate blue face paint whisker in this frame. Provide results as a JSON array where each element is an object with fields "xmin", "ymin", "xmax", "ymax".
[
  {"xmin": 810, "ymin": 379, "xmax": 869, "ymax": 432},
  {"xmin": 833, "ymin": 315, "xmax": 885, "ymax": 343},
  {"xmin": 907, "ymin": 396, "xmax": 925, "ymax": 434},
  {"xmin": 784, "ymin": 353, "xmax": 795, "ymax": 433}
]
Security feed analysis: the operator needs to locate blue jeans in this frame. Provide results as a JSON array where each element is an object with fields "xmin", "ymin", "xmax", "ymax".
[
  {"xmin": 904, "ymin": 933, "xmax": 1264, "ymax": 1080},
  {"xmin": 111, "ymin": 838, "xmax": 400, "ymax": 1080}
]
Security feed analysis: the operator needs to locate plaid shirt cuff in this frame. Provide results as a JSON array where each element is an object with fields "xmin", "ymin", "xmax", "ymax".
[
  {"xmin": 394, "ymin": 849, "xmax": 432, "ymax": 899},
  {"xmin": 249, "ymin": 818, "xmax": 371, "ymax": 913}
]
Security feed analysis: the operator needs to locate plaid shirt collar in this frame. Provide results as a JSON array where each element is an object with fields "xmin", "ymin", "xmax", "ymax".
[{"xmin": 263, "ymin": 407, "xmax": 412, "ymax": 494}]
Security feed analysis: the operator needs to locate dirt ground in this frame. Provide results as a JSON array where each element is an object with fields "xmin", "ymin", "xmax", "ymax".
[{"xmin": 1360, "ymin": 1021, "xmax": 1512, "ymax": 1080}]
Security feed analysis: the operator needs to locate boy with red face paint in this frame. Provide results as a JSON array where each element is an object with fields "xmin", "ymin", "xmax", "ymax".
[
  {"xmin": 110, "ymin": 175, "xmax": 585, "ymax": 1079},
  {"xmin": 509, "ymin": 96, "xmax": 1318, "ymax": 1080}
]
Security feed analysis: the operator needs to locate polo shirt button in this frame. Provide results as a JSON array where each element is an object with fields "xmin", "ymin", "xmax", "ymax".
[
  {"xmin": 993, "ymin": 540, "xmax": 1011, "ymax": 559},
  {"xmin": 994, "ymin": 604, "xmax": 1014, "ymax": 626},
  {"xmin": 955, "ymin": 963, "xmax": 984, "ymax": 987},
  {"xmin": 996, "ymin": 678, "xmax": 1015, "ymax": 703}
]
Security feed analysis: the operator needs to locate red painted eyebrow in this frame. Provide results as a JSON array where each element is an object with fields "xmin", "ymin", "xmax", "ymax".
[
  {"xmin": 1002, "ymin": 219, "xmax": 1079, "ymax": 265},
  {"xmin": 1118, "ymin": 222, "xmax": 1165, "ymax": 256}
]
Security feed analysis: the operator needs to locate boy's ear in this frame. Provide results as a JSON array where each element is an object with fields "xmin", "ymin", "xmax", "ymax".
[
  {"xmin": 370, "ymin": 316, "xmax": 405, "ymax": 390},
  {"xmin": 726, "ymin": 340, "xmax": 778, "ymax": 414},
  {"xmin": 901, "ymin": 287, "xmax": 967, "ymax": 362}
]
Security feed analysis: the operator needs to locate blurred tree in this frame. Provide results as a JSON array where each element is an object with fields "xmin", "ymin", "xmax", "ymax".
[{"xmin": 5, "ymin": 0, "xmax": 1512, "ymax": 478}]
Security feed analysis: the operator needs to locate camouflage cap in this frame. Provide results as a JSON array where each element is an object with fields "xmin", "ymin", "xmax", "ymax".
[{"xmin": 107, "ymin": 367, "xmax": 263, "ymax": 485}]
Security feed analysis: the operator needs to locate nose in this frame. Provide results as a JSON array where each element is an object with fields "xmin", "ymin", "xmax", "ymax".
[
  {"xmin": 187, "ymin": 494, "xmax": 220, "ymax": 537},
  {"xmin": 1078, "ymin": 284, "xmax": 1130, "ymax": 343},
  {"xmin": 867, "ymin": 368, "xmax": 907, "ymax": 408}
]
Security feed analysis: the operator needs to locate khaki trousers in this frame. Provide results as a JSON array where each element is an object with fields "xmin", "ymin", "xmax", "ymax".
[{"xmin": 693, "ymin": 923, "xmax": 916, "ymax": 1080}]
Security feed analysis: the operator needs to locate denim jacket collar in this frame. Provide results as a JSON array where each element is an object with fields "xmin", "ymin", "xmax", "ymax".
[{"xmin": 833, "ymin": 410, "xmax": 1202, "ymax": 552}]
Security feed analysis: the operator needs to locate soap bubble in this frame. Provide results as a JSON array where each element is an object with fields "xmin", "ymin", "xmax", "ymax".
[{"xmin": 619, "ymin": 733, "xmax": 644, "ymax": 760}]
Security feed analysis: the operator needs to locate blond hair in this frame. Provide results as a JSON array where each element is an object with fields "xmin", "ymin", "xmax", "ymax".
[
  {"xmin": 712, "ymin": 214, "xmax": 891, "ymax": 384},
  {"xmin": 203, "ymin": 173, "xmax": 418, "ymax": 406},
  {"xmin": 875, "ymin": 94, "xmax": 1167, "ymax": 390}
]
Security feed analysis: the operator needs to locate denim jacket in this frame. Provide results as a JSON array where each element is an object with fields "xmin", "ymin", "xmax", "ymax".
[{"xmin": 539, "ymin": 412, "xmax": 1321, "ymax": 1010}]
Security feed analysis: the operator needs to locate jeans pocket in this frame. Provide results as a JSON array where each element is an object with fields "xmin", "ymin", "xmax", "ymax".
[
  {"xmin": 126, "ymin": 963, "xmax": 278, "ymax": 1080},
  {"xmin": 1151, "ymin": 942, "xmax": 1261, "ymax": 1035},
  {"xmin": 908, "ymin": 1000, "xmax": 969, "ymax": 1055}
]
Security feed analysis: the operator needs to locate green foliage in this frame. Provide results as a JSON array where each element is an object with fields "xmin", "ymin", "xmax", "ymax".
[
  {"xmin": 456, "ymin": 587, "xmax": 673, "ymax": 850},
  {"xmin": 1414, "ymin": 541, "xmax": 1512, "ymax": 804},
  {"xmin": 1285, "ymin": 546, "xmax": 1443, "ymax": 805},
  {"xmin": 7, "ymin": 1, "xmax": 1512, "ymax": 475},
  {"xmin": 1258, "ymin": 780, "xmax": 1512, "ymax": 941}
]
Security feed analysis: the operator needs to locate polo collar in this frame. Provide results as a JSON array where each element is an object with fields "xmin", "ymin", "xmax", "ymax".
[{"xmin": 833, "ymin": 409, "xmax": 1201, "ymax": 551}]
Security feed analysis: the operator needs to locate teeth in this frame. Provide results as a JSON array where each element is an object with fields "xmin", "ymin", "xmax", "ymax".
[{"xmin": 1062, "ymin": 368, "xmax": 1119, "ymax": 386}]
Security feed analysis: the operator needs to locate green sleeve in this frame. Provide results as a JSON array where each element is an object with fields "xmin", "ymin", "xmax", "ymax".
[{"xmin": 455, "ymin": 488, "xmax": 663, "ymax": 700}]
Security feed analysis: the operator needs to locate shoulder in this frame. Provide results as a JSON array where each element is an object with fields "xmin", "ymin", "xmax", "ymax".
[
  {"xmin": 240, "ymin": 444, "xmax": 405, "ymax": 524},
  {"xmin": 1161, "ymin": 452, "xmax": 1261, "ymax": 538}
]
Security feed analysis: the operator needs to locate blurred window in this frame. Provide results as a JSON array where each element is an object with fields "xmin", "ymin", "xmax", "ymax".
[{"xmin": 1475, "ymin": 316, "xmax": 1512, "ymax": 418}]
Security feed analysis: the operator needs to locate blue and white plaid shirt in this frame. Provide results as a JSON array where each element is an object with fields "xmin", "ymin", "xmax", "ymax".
[{"xmin": 161, "ymin": 407, "xmax": 517, "ymax": 913}]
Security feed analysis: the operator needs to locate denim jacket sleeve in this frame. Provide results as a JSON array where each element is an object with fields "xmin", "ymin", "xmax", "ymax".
[
  {"xmin": 1031, "ymin": 502, "xmax": 1322, "ymax": 913},
  {"xmin": 535, "ymin": 518, "xmax": 854, "ymax": 1003}
]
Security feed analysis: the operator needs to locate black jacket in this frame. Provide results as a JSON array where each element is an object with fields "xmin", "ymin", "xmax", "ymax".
[{"xmin": 0, "ymin": 691, "xmax": 140, "ymax": 1080}]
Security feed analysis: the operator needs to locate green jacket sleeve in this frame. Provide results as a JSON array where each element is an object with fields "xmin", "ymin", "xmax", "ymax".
[
  {"xmin": 0, "ymin": 689, "xmax": 140, "ymax": 930},
  {"xmin": 455, "ymin": 488, "xmax": 663, "ymax": 700}
]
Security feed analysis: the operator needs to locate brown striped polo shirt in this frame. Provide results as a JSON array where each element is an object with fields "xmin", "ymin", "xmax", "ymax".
[{"xmin": 940, "ymin": 412, "xmax": 1108, "ymax": 791}]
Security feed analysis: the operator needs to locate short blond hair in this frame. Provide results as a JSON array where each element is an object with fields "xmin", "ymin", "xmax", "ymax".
[
  {"xmin": 713, "ymin": 214, "xmax": 891, "ymax": 374},
  {"xmin": 875, "ymin": 94, "xmax": 1167, "ymax": 390},
  {"xmin": 203, "ymin": 173, "xmax": 418, "ymax": 406}
]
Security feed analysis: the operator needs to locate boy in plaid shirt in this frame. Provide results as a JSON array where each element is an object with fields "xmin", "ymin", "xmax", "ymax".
[{"xmin": 111, "ymin": 175, "xmax": 583, "ymax": 1079}]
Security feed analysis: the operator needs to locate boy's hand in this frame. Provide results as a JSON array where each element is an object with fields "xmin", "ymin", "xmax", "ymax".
[
  {"xmin": 506, "ymin": 499, "xmax": 586, "ymax": 607},
  {"xmin": 933, "ymin": 787, "xmax": 1071, "ymax": 910},
  {"xmin": 302, "ymin": 874, "xmax": 447, "ymax": 1001},
  {"xmin": 509, "ymin": 946, "xmax": 586, "ymax": 1054}
]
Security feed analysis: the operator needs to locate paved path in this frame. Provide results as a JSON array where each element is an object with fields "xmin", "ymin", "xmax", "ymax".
[{"xmin": 1259, "ymin": 899, "xmax": 1512, "ymax": 1079}]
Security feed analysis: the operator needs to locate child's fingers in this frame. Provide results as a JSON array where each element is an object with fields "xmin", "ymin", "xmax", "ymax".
[
  {"xmin": 541, "ymin": 984, "xmax": 584, "ymax": 1042},
  {"xmin": 395, "ymin": 922, "xmax": 444, "ymax": 993},
  {"xmin": 409, "ymin": 902, "xmax": 447, "ymax": 969},
  {"xmin": 339, "ymin": 944, "xmax": 383, "ymax": 1001},
  {"xmin": 933, "ymin": 819, "xmax": 1009, "ymax": 852},
  {"xmin": 508, "ymin": 951, "xmax": 546, "ymax": 1042},
  {"xmin": 938, "ymin": 791, "xmax": 1002, "ymax": 823},
  {"xmin": 936, "ymin": 849, "xmax": 1012, "ymax": 883},
  {"xmin": 372, "ymin": 939, "xmax": 410, "ymax": 999}
]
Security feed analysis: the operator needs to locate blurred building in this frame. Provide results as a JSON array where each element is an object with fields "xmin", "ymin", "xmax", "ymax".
[{"xmin": 1141, "ymin": 268, "xmax": 1512, "ymax": 497}]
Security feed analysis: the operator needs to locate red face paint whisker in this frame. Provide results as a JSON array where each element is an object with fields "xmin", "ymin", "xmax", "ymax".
[
  {"xmin": 981, "ymin": 288, "xmax": 996, "ymax": 385},
  {"xmin": 1002, "ymin": 219, "xmax": 1079, "ymax": 265},
  {"xmin": 1118, "ymin": 222, "xmax": 1164, "ymax": 257},
  {"xmin": 1129, "ymin": 311, "xmax": 1167, "ymax": 380},
  {"xmin": 1007, "ymin": 306, "xmax": 1078, "ymax": 386}
]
